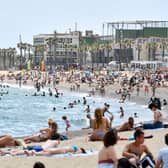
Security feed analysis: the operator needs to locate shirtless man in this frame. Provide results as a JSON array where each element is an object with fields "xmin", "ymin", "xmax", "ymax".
[
  {"xmin": 117, "ymin": 117, "xmax": 134, "ymax": 132},
  {"xmin": 122, "ymin": 130, "xmax": 155, "ymax": 168}
]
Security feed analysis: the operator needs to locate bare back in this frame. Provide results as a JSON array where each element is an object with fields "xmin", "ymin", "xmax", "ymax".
[{"xmin": 93, "ymin": 117, "xmax": 110, "ymax": 131}]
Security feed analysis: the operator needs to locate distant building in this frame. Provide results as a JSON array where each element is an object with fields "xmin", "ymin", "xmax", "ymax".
[
  {"xmin": 103, "ymin": 20, "xmax": 168, "ymax": 42},
  {"xmin": 33, "ymin": 31, "xmax": 81, "ymax": 69},
  {"xmin": 0, "ymin": 48, "xmax": 17, "ymax": 70}
]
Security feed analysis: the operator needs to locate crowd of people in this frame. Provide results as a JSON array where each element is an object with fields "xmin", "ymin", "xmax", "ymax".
[{"xmin": 0, "ymin": 68, "xmax": 168, "ymax": 168}]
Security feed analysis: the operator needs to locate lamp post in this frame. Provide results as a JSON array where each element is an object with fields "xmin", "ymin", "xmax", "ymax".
[
  {"xmin": 16, "ymin": 43, "xmax": 23, "ymax": 87},
  {"xmin": 118, "ymin": 29, "xmax": 123, "ymax": 71},
  {"xmin": 53, "ymin": 30, "xmax": 57, "ymax": 68}
]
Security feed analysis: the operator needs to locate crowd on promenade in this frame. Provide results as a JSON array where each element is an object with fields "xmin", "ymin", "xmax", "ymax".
[{"xmin": 0, "ymin": 68, "xmax": 168, "ymax": 167}]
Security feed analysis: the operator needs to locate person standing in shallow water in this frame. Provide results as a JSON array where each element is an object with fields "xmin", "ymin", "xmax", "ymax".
[
  {"xmin": 119, "ymin": 107, "xmax": 124, "ymax": 118},
  {"xmin": 85, "ymin": 105, "xmax": 90, "ymax": 113},
  {"xmin": 83, "ymin": 97, "xmax": 87, "ymax": 105},
  {"xmin": 62, "ymin": 116, "xmax": 71, "ymax": 133}
]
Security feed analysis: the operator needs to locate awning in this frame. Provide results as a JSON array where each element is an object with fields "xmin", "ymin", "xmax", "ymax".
[{"xmin": 159, "ymin": 67, "xmax": 168, "ymax": 71}]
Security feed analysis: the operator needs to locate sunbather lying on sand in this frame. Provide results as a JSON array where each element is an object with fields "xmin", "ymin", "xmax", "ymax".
[
  {"xmin": 24, "ymin": 145, "xmax": 86, "ymax": 156},
  {"xmin": 24, "ymin": 120, "xmax": 59, "ymax": 143},
  {"xmin": 0, "ymin": 139, "xmax": 60, "ymax": 156},
  {"xmin": 0, "ymin": 135, "xmax": 21, "ymax": 147}
]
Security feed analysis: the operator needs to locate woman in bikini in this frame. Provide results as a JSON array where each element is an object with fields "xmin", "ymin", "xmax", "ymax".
[
  {"xmin": 24, "ymin": 120, "xmax": 58, "ymax": 143},
  {"xmin": 89, "ymin": 108, "xmax": 112, "ymax": 141}
]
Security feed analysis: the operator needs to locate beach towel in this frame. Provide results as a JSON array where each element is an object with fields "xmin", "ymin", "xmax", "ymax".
[
  {"xmin": 51, "ymin": 149, "xmax": 98, "ymax": 158},
  {"xmin": 1, "ymin": 149, "xmax": 98, "ymax": 158}
]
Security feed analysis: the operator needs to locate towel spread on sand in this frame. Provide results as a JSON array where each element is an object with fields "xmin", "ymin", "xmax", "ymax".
[{"xmin": 1, "ymin": 149, "xmax": 98, "ymax": 157}]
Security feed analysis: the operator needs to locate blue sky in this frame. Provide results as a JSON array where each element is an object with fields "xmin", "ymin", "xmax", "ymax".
[{"xmin": 0, "ymin": 0, "xmax": 167, "ymax": 48}]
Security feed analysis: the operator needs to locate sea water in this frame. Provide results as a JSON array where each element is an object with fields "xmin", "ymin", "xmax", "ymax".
[{"xmin": 0, "ymin": 83, "xmax": 153, "ymax": 137}]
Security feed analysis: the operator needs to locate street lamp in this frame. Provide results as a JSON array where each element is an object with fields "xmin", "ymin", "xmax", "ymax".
[{"xmin": 16, "ymin": 43, "xmax": 23, "ymax": 87}]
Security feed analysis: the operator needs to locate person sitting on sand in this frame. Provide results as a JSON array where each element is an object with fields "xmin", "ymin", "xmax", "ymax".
[
  {"xmin": 143, "ymin": 103, "xmax": 163, "ymax": 129},
  {"xmin": 89, "ymin": 108, "xmax": 112, "ymax": 141},
  {"xmin": 155, "ymin": 133, "xmax": 168, "ymax": 168},
  {"xmin": 24, "ymin": 120, "xmax": 59, "ymax": 144},
  {"xmin": 122, "ymin": 129, "xmax": 155, "ymax": 168},
  {"xmin": 117, "ymin": 117, "xmax": 134, "ymax": 132},
  {"xmin": 98, "ymin": 129, "xmax": 118, "ymax": 168},
  {"xmin": 25, "ymin": 145, "xmax": 86, "ymax": 156},
  {"xmin": 0, "ymin": 135, "xmax": 21, "ymax": 147}
]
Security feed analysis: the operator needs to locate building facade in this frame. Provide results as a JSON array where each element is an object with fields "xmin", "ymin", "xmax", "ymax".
[{"xmin": 33, "ymin": 31, "xmax": 81, "ymax": 69}]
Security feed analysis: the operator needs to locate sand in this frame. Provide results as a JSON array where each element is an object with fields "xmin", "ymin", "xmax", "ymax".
[{"xmin": 0, "ymin": 71, "xmax": 168, "ymax": 168}]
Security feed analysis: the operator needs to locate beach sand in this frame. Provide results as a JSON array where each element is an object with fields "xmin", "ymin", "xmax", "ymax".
[
  {"xmin": 0, "ymin": 71, "xmax": 168, "ymax": 168},
  {"xmin": 0, "ymin": 129, "xmax": 167, "ymax": 168}
]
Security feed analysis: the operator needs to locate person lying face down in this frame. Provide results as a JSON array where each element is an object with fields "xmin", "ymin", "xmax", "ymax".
[
  {"xmin": 0, "ymin": 135, "xmax": 21, "ymax": 148},
  {"xmin": 0, "ymin": 139, "xmax": 60, "ymax": 156},
  {"xmin": 24, "ymin": 145, "xmax": 86, "ymax": 156},
  {"xmin": 117, "ymin": 117, "xmax": 134, "ymax": 132}
]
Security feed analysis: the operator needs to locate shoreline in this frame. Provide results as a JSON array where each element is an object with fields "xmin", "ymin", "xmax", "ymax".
[
  {"xmin": 3, "ymin": 77, "xmax": 168, "ymax": 137},
  {"xmin": 0, "ymin": 71, "xmax": 168, "ymax": 168}
]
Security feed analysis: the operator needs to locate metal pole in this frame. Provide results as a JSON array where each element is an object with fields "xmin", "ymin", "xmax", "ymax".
[{"xmin": 19, "ymin": 35, "xmax": 22, "ymax": 88}]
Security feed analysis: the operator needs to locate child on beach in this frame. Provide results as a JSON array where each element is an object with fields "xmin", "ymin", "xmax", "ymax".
[{"xmin": 62, "ymin": 116, "xmax": 71, "ymax": 133}]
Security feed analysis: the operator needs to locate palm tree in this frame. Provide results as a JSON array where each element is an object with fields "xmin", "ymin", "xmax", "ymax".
[
  {"xmin": 104, "ymin": 42, "xmax": 112, "ymax": 64},
  {"xmin": 160, "ymin": 41, "xmax": 168, "ymax": 61},
  {"xmin": 146, "ymin": 42, "xmax": 152, "ymax": 61},
  {"xmin": 11, "ymin": 48, "xmax": 16, "ymax": 68},
  {"xmin": 8, "ymin": 48, "xmax": 12, "ymax": 69},
  {"xmin": 17, "ymin": 43, "xmax": 24, "ymax": 70},
  {"xmin": 33, "ymin": 44, "xmax": 46, "ymax": 70},
  {"xmin": 0, "ymin": 49, "xmax": 1, "ymax": 69},
  {"xmin": 27, "ymin": 44, "xmax": 32, "ymax": 60},
  {"xmin": 2, "ymin": 49, "xmax": 6, "ymax": 70},
  {"xmin": 53, "ymin": 31, "xmax": 57, "ymax": 66},
  {"xmin": 46, "ymin": 37, "xmax": 53, "ymax": 70},
  {"xmin": 137, "ymin": 44, "xmax": 142, "ymax": 61},
  {"xmin": 151, "ymin": 42, "xmax": 158, "ymax": 61}
]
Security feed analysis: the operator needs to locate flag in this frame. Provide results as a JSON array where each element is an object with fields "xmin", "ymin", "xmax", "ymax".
[
  {"xmin": 27, "ymin": 60, "xmax": 31, "ymax": 71},
  {"xmin": 41, "ymin": 60, "xmax": 45, "ymax": 71}
]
